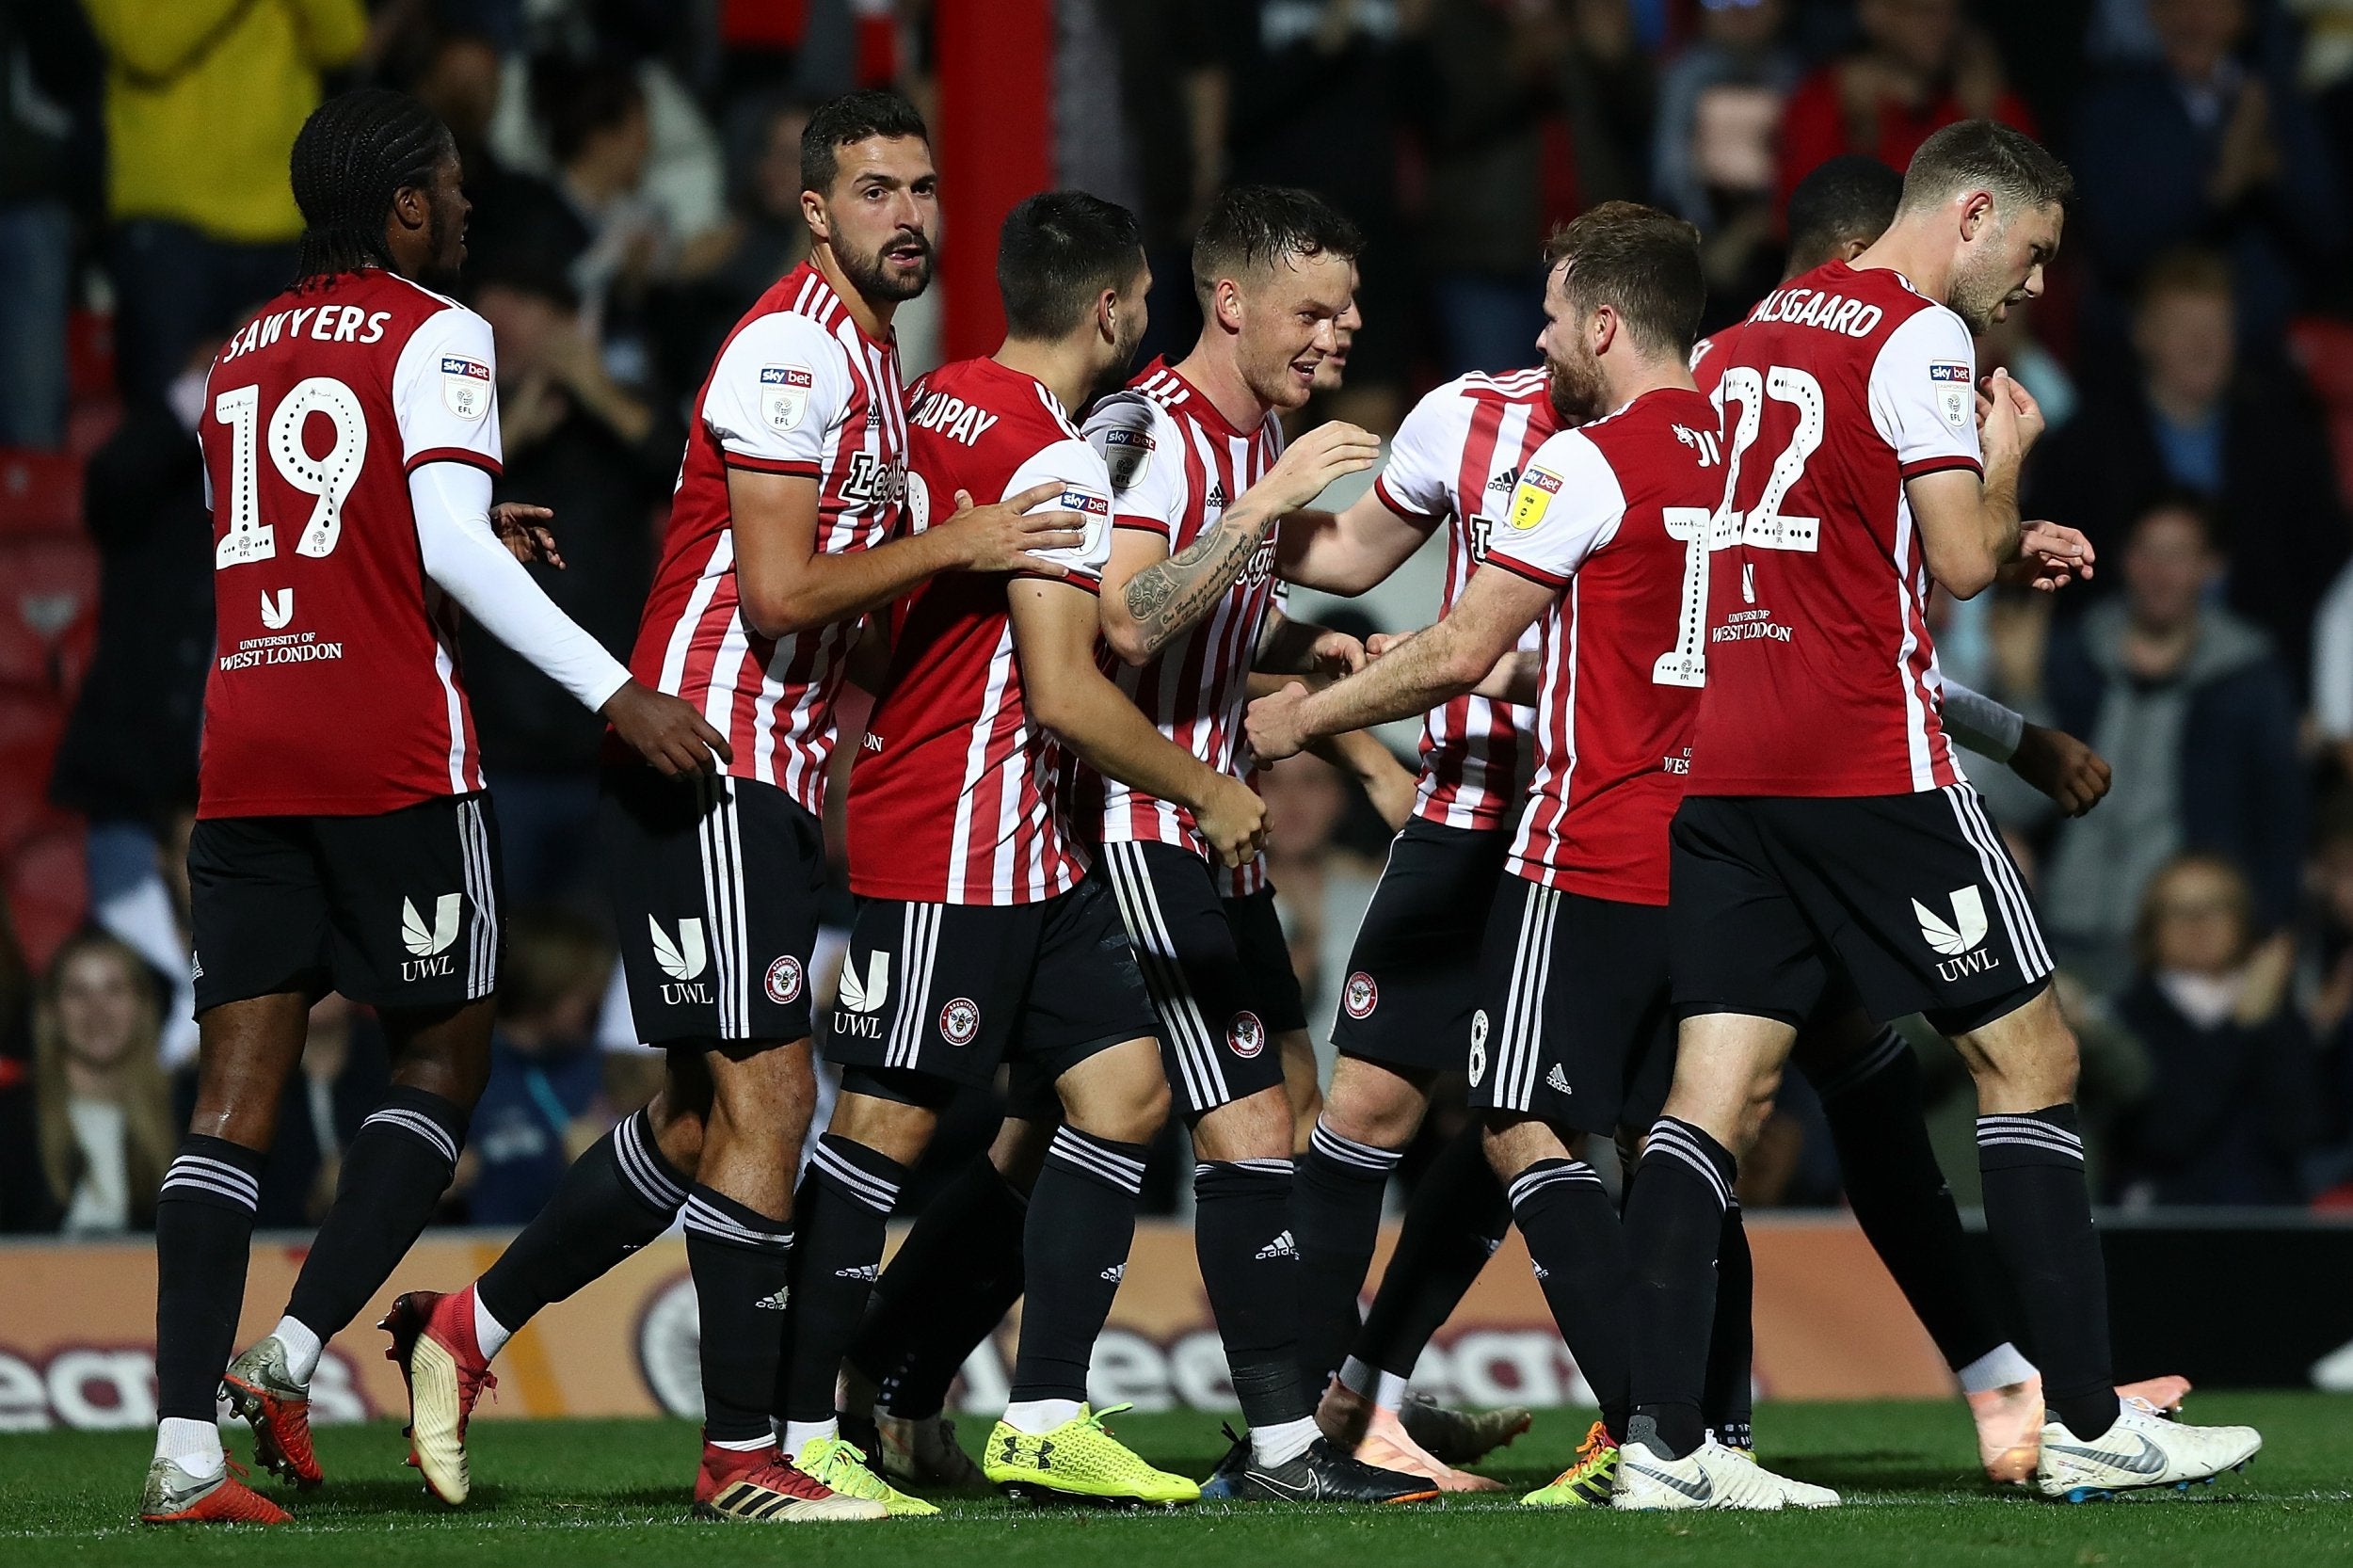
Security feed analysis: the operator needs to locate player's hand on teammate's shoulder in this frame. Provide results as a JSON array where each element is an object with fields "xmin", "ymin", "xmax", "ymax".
[
  {"xmin": 2003, "ymin": 520, "xmax": 2095, "ymax": 593},
  {"xmin": 602, "ymin": 680, "xmax": 734, "ymax": 776},
  {"xmin": 2007, "ymin": 722, "xmax": 2111, "ymax": 817},
  {"xmin": 1258, "ymin": 421, "xmax": 1384, "ymax": 512},
  {"xmin": 1244, "ymin": 680, "xmax": 1313, "ymax": 765},
  {"xmin": 489, "ymin": 503, "xmax": 564, "ymax": 568},
  {"xmin": 936, "ymin": 482, "xmax": 1087, "ymax": 575},
  {"xmin": 1195, "ymin": 770, "xmax": 1270, "ymax": 868}
]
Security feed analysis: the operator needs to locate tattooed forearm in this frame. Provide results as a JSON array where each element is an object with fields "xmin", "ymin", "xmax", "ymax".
[{"xmin": 1119, "ymin": 513, "xmax": 1269, "ymax": 657}]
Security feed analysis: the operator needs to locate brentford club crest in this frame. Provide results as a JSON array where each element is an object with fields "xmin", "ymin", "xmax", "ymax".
[
  {"xmin": 763, "ymin": 954, "xmax": 804, "ymax": 1005},
  {"xmin": 1343, "ymin": 971, "xmax": 1378, "ymax": 1020},
  {"xmin": 939, "ymin": 997, "xmax": 981, "ymax": 1046},
  {"xmin": 1227, "ymin": 1010, "xmax": 1266, "ymax": 1059}
]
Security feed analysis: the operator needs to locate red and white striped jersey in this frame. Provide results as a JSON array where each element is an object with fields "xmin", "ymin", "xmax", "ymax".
[
  {"xmin": 1687, "ymin": 260, "xmax": 1981, "ymax": 798},
  {"xmin": 197, "ymin": 269, "xmax": 502, "ymax": 818},
  {"xmin": 847, "ymin": 358, "xmax": 1112, "ymax": 904},
  {"xmin": 629, "ymin": 261, "xmax": 907, "ymax": 814},
  {"xmin": 1484, "ymin": 387, "xmax": 1723, "ymax": 904},
  {"xmin": 1076, "ymin": 360, "xmax": 1284, "ymax": 859},
  {"xmin": 1370, "ymin": 369, "xmax": 1559, "ymax": 830}
]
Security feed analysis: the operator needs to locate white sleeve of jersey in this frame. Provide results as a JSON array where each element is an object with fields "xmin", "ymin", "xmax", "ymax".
[
  {"xmin": 699, "ymin": 311, "xmax": 852, "ymax": 474},
  {"xmin": 1003, "ymin": 438, "xmax": 1116, "ymax": 584},
  {"xmin": 1482, "ymin": 429, "xmax": 1627, "ymax": 586},
  {"xmin": 1868, "ymin": 308, "xmax": 1984, "ymax": 477},
  {"xmin": 1371, "ymin": 381, "xmax": 1470, "ymax": 520},
  {"xmin": 1082, "ymin": 394, "xmax": 1187, "ymax": 538},
  {"xmin": 391, "ymin": 307, "xmax": 503, "ymax": 473}
]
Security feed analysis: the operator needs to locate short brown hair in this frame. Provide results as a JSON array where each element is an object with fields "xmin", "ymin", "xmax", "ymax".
[
  {"xmin": 1897, "ymin": 120, "xmax": 2073, "ymax": 218},
  {"xmin": 1192, "ymin": 184, "xmax": 1362, "ymax": 307},
  {"xmin": 2137, "ymin": 246, "xmax": 2233, "ymax": 311},
  {"xmin": 1541, "ymin": 201, "xmax": 1705, "ymax": 357}
]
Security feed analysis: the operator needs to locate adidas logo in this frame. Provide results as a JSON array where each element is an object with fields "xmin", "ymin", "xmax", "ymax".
[
  {"xmin": 1255, "ymin": 1230, "xmax": 1298, "ymax": 1261},
  {"xmin": 1488, "ymin": 467, "xmax": 1518, "ymax": 491},
  {"xmin": 1546, "ymin": 1064, "xmax": 1572, "ymax": 1096},
  {"xmin": 1100, "ymin": 1262, "xmax": 1126, "ymax": 1283},
  {"xmin": 1532, "ymin": 1261, "xmax": 1549, "ymax": 1281},
  {"xmin": 834, "ymin": 1263, "xmax": 879, "ymax": 1282},
  {"xmin": 753, "ymin": 1288, "xmax": 790, "ymax": 1311},
  {"xmin": 1205, "ymin": 481, "xmax": 1227, "ymax": 510}
]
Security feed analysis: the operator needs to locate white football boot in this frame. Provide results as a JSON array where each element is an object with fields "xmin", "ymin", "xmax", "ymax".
[
  {"xmin": 2037, "ymin": 1396, "xmax": 2261, "ymax": 1502},
  {"xmin": 1614, "ymin": 1435, "xmax": 1833, "ymax": 1511}
]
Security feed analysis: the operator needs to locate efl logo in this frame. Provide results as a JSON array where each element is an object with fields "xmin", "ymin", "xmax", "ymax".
[
  {"xmin": 440, "ymin": 356, "xmax": 489, "ymax": 381},
  {"xmin": 1343, "ymin": 971, "xmax": 1378, "ymax": 1020}
]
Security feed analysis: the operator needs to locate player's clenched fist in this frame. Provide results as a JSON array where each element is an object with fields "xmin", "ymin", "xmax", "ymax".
[
  {"xmin": 602, "ymin": 680, "xmax": 734, "ymax": 776},
  {"xmin": 1257, "ymin": 421, "xmax": 1383, "ymax": 512},
  {"xmin": 1194, "ymin": 772, "xmax": 1270, "ymax": 868},
  {"xmin": 1244, "ymin": 680, "xmax": 1313, "ymax": 764},
  {"xmin": 2007, "ymin": 722, "xmax": 2111, "ymax": 818}
]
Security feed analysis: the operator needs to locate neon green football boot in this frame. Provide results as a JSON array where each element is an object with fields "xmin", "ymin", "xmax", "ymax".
[
  {"xmin": 1522, "ymin": 1421, "xmax": 1620, "ymax": 1508},
  {"xmin": 983, "ymin": 1404, "xmax": 1200, "ymax": 1507},
  {"xmin": 793, "ymin": 1434, "xmax": 939, "ymax": 1517}
]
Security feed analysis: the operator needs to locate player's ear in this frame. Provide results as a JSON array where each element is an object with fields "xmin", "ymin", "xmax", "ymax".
[
  {"xmin": 1096, "ymin": 288, "xmax": 1118, "ymax": 346},
  {"xmin": 801, "ymin": 188, "xmax": 830, "ymax": 247},
  {"xmin": 1214, "ymin": 277, "xmax": 1245, "ymax": 334},
  {"xmin": 1958, "ymin": 189, "xmax": 1994, "ymax": 243}
]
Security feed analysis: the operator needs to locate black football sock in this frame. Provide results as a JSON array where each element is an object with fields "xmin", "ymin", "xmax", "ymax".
[
  {"xmin": 477, "ymin": 1109, "xmax": 688, "ymax": 1334},
  {"xmin": 1291, "ymin": 1117, "xmax": 1402, "ymax": 1390},
  {"xmin": 154, "ymin": 1137, "xmax": 265, "ymax": 1422},
  {"xmin": 1700, "ymin": 1202, "xmax": 1753, "ymax": 1451},
  {"xmin": 1625, "ymin": 1117, "xmax": 1736, "ymax": 1460},
  {"xmin": 284, "ymin": 1087, "xmax": 464, "ymax": 1339},
  {"xmin": 1507, "ymin": 1157, "xmax": 1633, "ymax": 1439},
  {"xmin": 777, "ymin": 1134, "xmax": 906, "ymax": 1426},
  {"xmin": 1193, "ymin": 1158, "xmax": 1314, "ymax": 1430},
  {"xmin": 1977, "ymin": 1106, "xmax": 2119, "ymax": 1438},
  {"xmin": 1817, "ymin": 1030, "xmax": 2009, "ymax": 1374},
  {"xmin": 1009, "ymin": 1127, "xmax": 1147, "ymax": 1403},
  {"xmin": 852, "ymin": 1156, "xmax": 1029, "ymax": 1420},
  {"xmin": 1353, "ymin": 1116, "xmax": 1512, "ymax": 1379},
  {"xmin": 684, "ymin": 1185, "xmax": 793, "ymax": 1447}
]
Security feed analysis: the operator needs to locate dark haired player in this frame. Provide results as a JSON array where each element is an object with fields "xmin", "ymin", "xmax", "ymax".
[
  {"xmin": 1627, "ymin": 120, "xmax": 2257, "ymax": 1505},
  {"xmin": 140, "ymin": 88, "xmax": 725, "ymax": 1526},
  {"xmin": 1691, "ymin": 152, "xmax": 2189, "ymax": 1487},
  {"xmin": 379, "ymin": 89, "xmax": 1076, "ymax": 1524}
]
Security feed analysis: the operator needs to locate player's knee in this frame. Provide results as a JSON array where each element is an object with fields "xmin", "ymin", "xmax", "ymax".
[
  {"xmin": 1088, "ymin": 1072, "xmax": 1169, "ymax": 1146},
  {"xmin": 827, "ymin": 1091, "xmax": 938, "ymax": 1165},
  {"xmin": 1323, "ymin": 1060, "xmax": 1424, "ymax": 1149}
]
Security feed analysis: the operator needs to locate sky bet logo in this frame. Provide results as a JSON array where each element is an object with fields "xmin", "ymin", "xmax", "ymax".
[
  {"xmin": 1058, "ymin": 489, "xmax": 1110, "ymax": 517},
  {"xmin": 760, "ymin": 366, "xmax": 813, "ymax": 388},
  {"xmin": 440, "ymin": 356, "xmax": 489, "ymax": 381}
]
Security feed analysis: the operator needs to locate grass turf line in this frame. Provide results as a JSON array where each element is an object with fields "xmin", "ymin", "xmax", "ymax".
[{"xmin": 2, "ymin": 1394, "xmax": 2347, "ymax": 1567}]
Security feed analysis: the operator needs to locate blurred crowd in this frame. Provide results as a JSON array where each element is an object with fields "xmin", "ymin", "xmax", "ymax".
[{"xmin": 8, "ymin": 0, "xmax": 2353, "ymax": 1232}]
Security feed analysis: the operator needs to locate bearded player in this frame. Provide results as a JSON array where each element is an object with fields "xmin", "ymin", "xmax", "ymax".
[{"xmin": 378, "ymin": 90, "xmax": 1081, "ymax": 1524}]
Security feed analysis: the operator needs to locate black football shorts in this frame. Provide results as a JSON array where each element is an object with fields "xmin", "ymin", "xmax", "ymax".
[
  {"xmin": 600, "ymin": 764, "xmax": 827, "ymax": 1047},
  {"xmin": 1670, "ymin": 786, "xmax": 2054, "ymax": 1037},
  {"xmin": 1329, "ymin": 819, "xmax": 1511, "ymax": 1073},
  {"xmin": 189, "ymin": 792, "xmax": 504, "ymax": 1014}
]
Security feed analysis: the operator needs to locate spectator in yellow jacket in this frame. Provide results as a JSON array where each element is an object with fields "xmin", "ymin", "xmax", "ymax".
[{"xmin": 80, "ymin": 0, "xmax": 365, "ymax": 394}]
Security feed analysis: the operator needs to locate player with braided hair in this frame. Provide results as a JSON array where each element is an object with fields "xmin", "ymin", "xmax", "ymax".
[{"xmin": 139, "ymin": 88, "xmax": 728, "ymax": 1526}]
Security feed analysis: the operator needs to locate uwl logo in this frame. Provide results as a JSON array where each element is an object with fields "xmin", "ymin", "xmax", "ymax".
[
  {"xmin": 649, "ymin": 916, "xmax": 707, "ymax": 981},
  {"xmin": 1914, "ymin": 887, "xmax": 2000, "ymax": 983},
  {"xmin": 399, "ymin": 893, "xmax": 460, "ymax": 983},
  {"xmin": 840, "ymin": 951, "xmax": 889, "ymax": 1014},
  {"xmin": 260, "ymin": 588, "xmax": 294, "ymax": 630}
]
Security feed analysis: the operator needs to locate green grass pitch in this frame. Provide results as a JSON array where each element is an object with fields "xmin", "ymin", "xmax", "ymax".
[{"xmin": 5, "ymin": 1395, "xmax": 2348, "ymax": 1567}]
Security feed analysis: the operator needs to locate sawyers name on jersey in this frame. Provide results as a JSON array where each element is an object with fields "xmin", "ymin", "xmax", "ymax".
[
  {"xmin": 1484, "ymin": 387, "xmax": 1721, "ymax": 904},
  {"xmin": 630, "ymin": 262, "xmax": 906, "ymax": 814},
  {"xmin": 1372, "ymin": 367, "xmax": 1557, "ymax": 831},
  {"xmin": 1075, "ymin": 360, "xmax": 1283, "ymax": 859},
  {"xmin": 198, "ymin": 269, "xmax": 503, "ymax": 819},
  {"xmin": 1687, "ymin": 260, "xmax": 1983, "ymax": 799},
  {"xmin": 849, "ymin": 358, "xmax": 1112, "ymax": 904}
]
